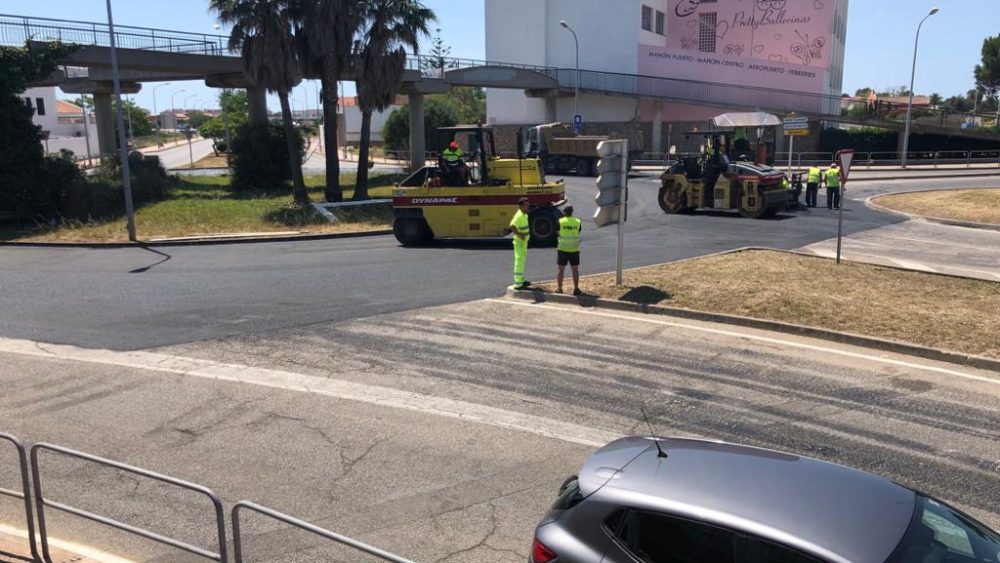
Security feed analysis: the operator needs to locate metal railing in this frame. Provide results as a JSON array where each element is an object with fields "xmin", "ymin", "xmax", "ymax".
[
  {"xmin": 232, "ymin": 501, "xmax": 415, "ymax": 563},
  {"xmin": 30, "ymin": 442, "xmax": 228, "ymax": 562},
  {"xmin": 0, "ymin": 13, "xmax": 229, "ymax": 55},
  {"xmin": 0, "ymin": 433, "xmax": 39, "ymax": 561}
]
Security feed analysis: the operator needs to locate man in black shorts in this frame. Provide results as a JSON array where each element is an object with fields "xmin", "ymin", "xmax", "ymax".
[{"xmin": 556, "ymin": 206, "xmax": 582, "ymax": 295}]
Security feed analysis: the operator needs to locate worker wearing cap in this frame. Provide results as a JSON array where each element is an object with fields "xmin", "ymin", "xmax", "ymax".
[
  {"xmin": 505, "ymin": 197, "xmax": 531, "ymax": 289},
  {"xmin": 825, "ymin": 163, "xmax": 842, "ymax": 210},
  {"xmin": 556, "ymin": 206, "xmax": 582, "ymax": 296},
  {"xmin": 805, "ymin": 165, "xmax": 821, "ymax": 207}
]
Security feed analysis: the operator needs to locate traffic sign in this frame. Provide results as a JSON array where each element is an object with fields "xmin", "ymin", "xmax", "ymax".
[
  {"xmin": 574, "ymin": 114, "xmax": 582, "ymax": 125},
  {"xmin": 594, "ymin": 139, "xmax": 628, "ymax": 285},
  {"xmin": 783, "ymin": 116, "xmax": 809, "ymax": 136},
  {"xmin": 837, "ymin": 149, "xmax": 855, "ymax": 181}
]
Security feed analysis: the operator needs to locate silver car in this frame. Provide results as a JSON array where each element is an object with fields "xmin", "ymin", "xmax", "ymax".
[{"xmin": 530, "ymin": 436, "xmax": 1000, "ymax": 563}]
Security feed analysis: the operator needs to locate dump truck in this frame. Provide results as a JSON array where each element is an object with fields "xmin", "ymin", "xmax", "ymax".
[
  {"xmin": 524, "ymin": 123, "xmax": 643, "ymax": 177},
  {"xmin": 392, "ymin": 125, "xmax": 566, "ymax": 246}
]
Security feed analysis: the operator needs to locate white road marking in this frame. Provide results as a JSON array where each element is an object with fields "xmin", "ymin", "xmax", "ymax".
[
  {"xmin": 0, "ymin": 523, "xmax": 136, "ymax": 563},
  {"xmin": 0, "ymin": 338, "xmax": 618, "ymax": 449},
  {"xmin": 881, "ymin": 234, "xmax": 1000, "ymax": 251},
  {"xmin": 487, "ymin": 299, "xmax": 1000, "ymax": 387},
  {"xmin": 890, "ymin": 258, "xmax": 938, "ymax": 272}
]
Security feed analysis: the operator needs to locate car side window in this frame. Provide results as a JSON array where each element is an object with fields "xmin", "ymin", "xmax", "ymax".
[
  {"xmin": 614, "ymin": 510, "xmax": 737, "ymax": 563},
  {"xmin": 746, "ymin": 536, "xmax": 824, "ymax": 563}
]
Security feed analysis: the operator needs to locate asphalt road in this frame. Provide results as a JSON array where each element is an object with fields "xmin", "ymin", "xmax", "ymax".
[
  {"xmin": 152, "ymin": 138, "xmax": 215, "ymax": 170},
  {"xmin": 1, "ymin": 300, "xmax": 996, "ymax": 562},
  {"xmin": 8, "ymin": 173, "xmax": 988, "ymax": 351}
]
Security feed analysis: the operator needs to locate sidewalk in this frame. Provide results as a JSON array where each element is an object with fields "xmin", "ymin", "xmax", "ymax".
[{"xmin": 0, "ymin": 528, "xmax": 106, "ymax": 563}]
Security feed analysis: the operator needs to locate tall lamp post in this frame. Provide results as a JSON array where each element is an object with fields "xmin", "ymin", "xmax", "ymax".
[
  {"xmin": 901, "ymin": 7, "xmax": 939, "ymax": 168},
  {"xmin": 152, "ymin": 82, "xmax": 171, "ymax": 147},
  {"xmin": 184, "ymin": 94, "xmax": 197, "ymax": 113},
  {"xmin": 559, "ymin": 20, "xmax": 580, "ymax": 132},
  {"xmin": 170, "ymin": 88, "xmax": 186, "ymax": 132},
  {"xmin": 106, "ymin": 0, "xmax": 136, "ymax": 241}
]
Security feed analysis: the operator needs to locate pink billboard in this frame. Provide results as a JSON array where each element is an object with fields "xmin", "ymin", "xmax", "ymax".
[{"xmin": 639, "ymin": 0, "xmax": 837, "ymax": 93}]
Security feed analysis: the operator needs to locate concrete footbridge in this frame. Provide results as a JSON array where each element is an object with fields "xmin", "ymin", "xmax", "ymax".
[{"xmin": 4, "ymin": 13, "xmax": 996, "ymax": 170}]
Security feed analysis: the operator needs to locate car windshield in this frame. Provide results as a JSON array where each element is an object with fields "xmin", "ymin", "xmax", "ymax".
[{"xmin": 887, "ymin": 494, "xmax": 1000, "ymax": 563}]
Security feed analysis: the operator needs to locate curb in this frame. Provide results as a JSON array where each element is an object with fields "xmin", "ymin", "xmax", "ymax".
[
  {"xmin": 0, "ymin": 229, "xmax": 393, "ymax": 249},
  {"xmin": 506, "ymin": 288, "xmax": 1000, "ymax": 374},
  {"xmin": 866, "ymin": 190, "xmax": 1000, "ymax": 232}
]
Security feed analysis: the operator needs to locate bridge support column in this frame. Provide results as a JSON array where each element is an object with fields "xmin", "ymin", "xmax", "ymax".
[
  {"xmin": 409, "ymin": 93, "xmax": 425, "ymax": 172},
  {"xmin": 93, "ymin": 93, "xmax": 116, "ymax": 155},
  {"xmin": 248, "ymin": 87, "xmax": 268, "ymax": 125},
  {"xmin": 651, "ymin": 100, "xmax": 663, "ymax": 156},
  {"xmin": 545, "ymin": 97, "xmax": 557, "ymax": 123}
]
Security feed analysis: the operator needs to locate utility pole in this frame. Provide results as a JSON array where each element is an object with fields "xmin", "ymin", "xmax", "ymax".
[{"xmin": 106, "ymin": 0, "xmax": 137, "ymax": 241}]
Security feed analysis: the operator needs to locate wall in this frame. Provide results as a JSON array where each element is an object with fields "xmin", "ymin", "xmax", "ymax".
[
  {"xmin": 485, "ymin": 0, "xmax": 849, "ymax": 125},
  {"xmin": 342, "ymin": 105, "xmax": 399, "ymax": 144},
  {"xmin": 24, "ymin": 87, "xmax": 60, "ymax": 135}
]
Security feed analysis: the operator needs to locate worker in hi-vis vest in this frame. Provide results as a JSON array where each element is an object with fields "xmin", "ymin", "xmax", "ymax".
[
  {"xmin": 505, "ymin": 197, "xmax": 531, "ymax": 289},
  {"xmin": 825, "ymin": 163, "xmax": 842, "ymax": 210},
  {"xmin": 556, "ymin": 206, "xmax": 582, "ymax": 296},
  {"xmin": 805, "ymin": 165, "xmax": 821, "ymax": 208}
]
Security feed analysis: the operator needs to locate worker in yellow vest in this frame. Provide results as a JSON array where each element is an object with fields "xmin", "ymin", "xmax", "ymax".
[
  {"xmin": 825, "ymin": 163, "xmax": 842, "ymax": 210},
  {"xmin": 805, "ymin": 165, "xmax": 821, "ymax": 207},
  {"xmin": 556, "ymin": 206, "xmax": 582, "ymax": 296},
  {"xmin": 506, "ymin": 197, "xmax": 532, "ymax": 289}
]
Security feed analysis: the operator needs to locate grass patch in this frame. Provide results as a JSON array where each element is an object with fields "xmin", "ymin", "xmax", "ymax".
[
  {"xmin": 132, "ymin": 133, "xmax": 184, "ymax": 149},
  {"xmin": 874, "ymin": 188, "xmax": 1000, "ymax": 225},
  {"xmin": 538, "ymin": 249, "xmax": 1000, "ymax": 359},
  {"xmin": 183, "ymin": 153, "xmax": 230, "ymax": 168},
  {"xmin": 2, "ymin": 174, "xmax": 400, "ymax": 243}
]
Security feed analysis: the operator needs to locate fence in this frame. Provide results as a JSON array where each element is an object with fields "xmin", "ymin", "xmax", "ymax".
[
  {"xmin": 0, "ymin": 433, "xmax": 415, "ymax": 563},
  {"xmin": 232, "ymin": 501, "xmax": 416, "ymax": 563},
  {"xmin": 30, "ymin": 442, "xmax": 228, "ymax": 562},
  {"xmin": 0, "ymin": 13, "xmax": 228, "ymax": 55},
  {"xmin": 630, "ymin": 149, "xmax": 1000, "ymax": 170},
  {"xmin": 0, "ymin": 433, "xmax": 39, "ymax": 560}
]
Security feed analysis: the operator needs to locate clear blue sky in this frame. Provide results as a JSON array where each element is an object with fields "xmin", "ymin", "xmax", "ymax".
[{"xmin": 4, "ymin": 0, "xmax": 994, "ymax": 110}]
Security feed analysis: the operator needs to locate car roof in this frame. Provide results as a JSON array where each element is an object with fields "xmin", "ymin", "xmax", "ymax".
[{"xmin": 579, "ymin": 437, "xmax": 915, "ymax": 563}]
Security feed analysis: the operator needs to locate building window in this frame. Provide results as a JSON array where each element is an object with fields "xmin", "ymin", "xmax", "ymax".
[
  {"xmin": 655, "ymin": 10, "xmax": 665, "ymax": 35},
  {"xmin": 641, "ymin": 5, "xmax": 653, "ymax": 32},
  {"xmin": 36, "ymin": 98, "xmax": 46, "ymax": 116},
  {"xmin": 24, "ymin": 97, "xmax": 32, "ymax": 109},
  {"xmin": 699, "ymin": 12, "xmax": 717, "ymax": 53}
]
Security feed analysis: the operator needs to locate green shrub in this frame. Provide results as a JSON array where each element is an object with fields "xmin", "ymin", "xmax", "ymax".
[
  {"xmin": 229, "ymin": 122, "xmax": 304, "ymax": 193},
  {"xmin": 59, "ymin": 151, "xmax": 172, "ymax": 221}
]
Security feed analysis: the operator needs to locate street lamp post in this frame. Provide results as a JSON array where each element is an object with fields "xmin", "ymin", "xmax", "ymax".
[
  {"xmin": 560, "ymin": 20, "xmax": 580, "ymax": 132},
  {"xmin": 106, "ymin": 0, "xmax": 137, "ymax": 241},
  {"xmin": 170, "ymin": 88, "xmax": 186, "ymax": 132},
  {"xmin": 184, "ymin": 94, "xmax": 197, "ymax": 112},
  {"xmin": 901, "ymin": 7, "xmax": 939, "ymax": 169},
  {"xmin": 152, "ymin": 82, "xmax": 171, "ymax": 148}
]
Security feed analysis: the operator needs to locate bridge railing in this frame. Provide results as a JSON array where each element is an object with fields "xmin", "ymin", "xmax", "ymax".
[{"xmin": 0, "ymin": 13, "xmax": 229, "ymax": 55}]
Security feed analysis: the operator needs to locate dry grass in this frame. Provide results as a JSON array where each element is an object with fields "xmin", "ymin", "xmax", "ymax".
[
  {"xmin": 874, "ymin": 188, "xmax": 1000, "ymax": 225},
  {"xmin": 539, "ymin": 250, "xmax": 1000, "ymax": 359},
  {"xmin": 181, "ymin": 154, "xmax": 230, "ymax": 168},
  {"xmin": 5, "ymin": 175, "xmax": 397, "ymax": 243}
]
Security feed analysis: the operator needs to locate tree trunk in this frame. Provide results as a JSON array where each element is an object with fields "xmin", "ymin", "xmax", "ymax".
[
  {"xmin": 278, "ymin": 92, "xmax": 309, "ymax": 205},
  {"xmin": 321, "ymin": 69, "xmax": 342, "ymax": 202},
  {"xmin": 354, "ymin": 110, "xmax": 373, "ymax": 201}
]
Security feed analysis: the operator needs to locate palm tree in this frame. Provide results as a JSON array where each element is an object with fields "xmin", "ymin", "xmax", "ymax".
[
  {"xmin": 293, "ymin": 0, "xmax": 361, "ymax": 202},
  {"xmin": 211, "ymin": 0, "xmax": 309, "ymax": 204},
  {"xmin": 353, "ymin": 0, "xmax": 434, "ymax": 200}
]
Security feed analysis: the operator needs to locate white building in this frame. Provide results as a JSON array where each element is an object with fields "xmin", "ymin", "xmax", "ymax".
[
  {"xmin": 340, "ymin": 95, "xmax": 405, "ymax": 144},
  {"xmin": 23, "ymin": 87, "xmax": 99, "ymax": 157},
  {"xmin": 485, "ymin": 0, "xmax": 848, "ymax": 129}
]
